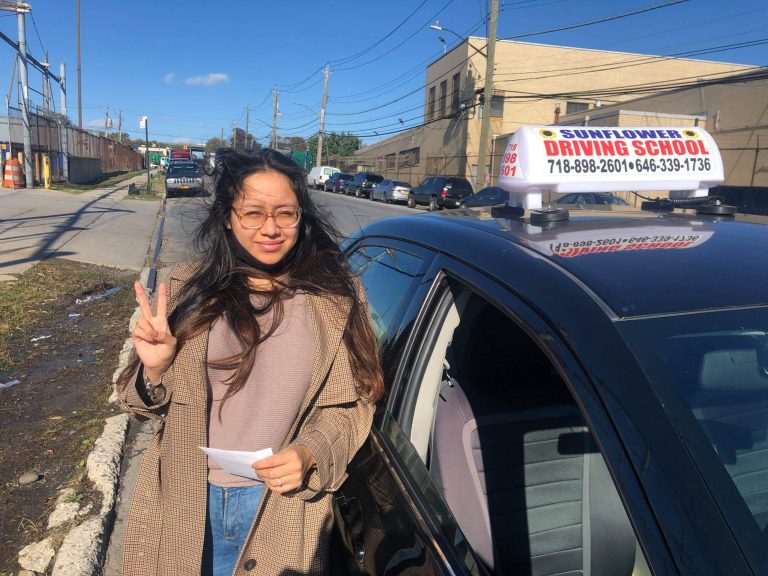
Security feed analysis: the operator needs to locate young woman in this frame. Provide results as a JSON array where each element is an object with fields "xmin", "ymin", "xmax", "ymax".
[{"xmin": 116, "ymin": 148, "xmax": 383, "ymax": 576}]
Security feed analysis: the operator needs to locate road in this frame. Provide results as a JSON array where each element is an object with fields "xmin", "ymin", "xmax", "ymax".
[{"xmin": 103, "ymin": 186, "xmax": 415, "ymax": 574}]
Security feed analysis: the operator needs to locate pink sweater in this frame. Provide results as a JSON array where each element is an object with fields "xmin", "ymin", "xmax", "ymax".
[{"xmin": 206, "ymin": 293, "xmax": 315, "ymax": 487}]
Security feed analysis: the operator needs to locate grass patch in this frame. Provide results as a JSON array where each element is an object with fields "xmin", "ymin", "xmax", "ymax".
[
  {"xmin": 127, "ymin": 173, "xmax": 165, "ymax": 201},
  {"xmin": 0, "ymin": 260, "xmax": 123, "ymax": 370},
  {"xmin": 51, "ymin": 169, "xmax": 150, "ymax": 193}
]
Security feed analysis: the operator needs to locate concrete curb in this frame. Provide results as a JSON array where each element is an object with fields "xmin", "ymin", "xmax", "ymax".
[{"xmin": 15, "ymin": 183, "xmax": 165, "ymax": 576}]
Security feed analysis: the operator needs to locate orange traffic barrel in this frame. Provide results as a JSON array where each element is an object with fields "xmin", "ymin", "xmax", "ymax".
[{"xmin": 3, "ymin": 158, "xmax": 23, "ymax": 189}]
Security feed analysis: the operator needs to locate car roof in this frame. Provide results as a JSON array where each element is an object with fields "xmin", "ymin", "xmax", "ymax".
[{"xmin": 358, "ymin": 207, "xmax": 768, "ymax": 319}]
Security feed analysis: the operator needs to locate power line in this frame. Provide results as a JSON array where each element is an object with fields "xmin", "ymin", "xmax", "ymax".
[
  {"xmin": 328, "ymin": 0, "xmax": 430, "ymax": 67},
  {"xmin": 501, "ymin": 0, "xmax": 689, "ymax": 41}
]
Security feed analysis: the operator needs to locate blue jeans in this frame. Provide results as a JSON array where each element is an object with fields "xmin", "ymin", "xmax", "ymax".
[{"xmin": 202, "ymin": 483, "xmax": 266, "ymax": 576}]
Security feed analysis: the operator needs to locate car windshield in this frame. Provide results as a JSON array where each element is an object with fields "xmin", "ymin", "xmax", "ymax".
[
  {"xmin": 339, "ymin": 174, "xmax": 353, "ymax": 180},
  {"xmin": 168, "ymin": 165, "xmax": 198, "ymax": 175},
  {"xmin": 367, "ymin": 174, "xmax": 383, "ymax": 183},
  {"xmin": 621, "ymin": 308, "xmax": 768, "ymax": 568}
]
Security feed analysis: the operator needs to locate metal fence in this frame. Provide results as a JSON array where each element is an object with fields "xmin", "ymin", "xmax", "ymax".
[{"xmin": 0, "ymin": 108, "xmax": 143, "ymax": 183}]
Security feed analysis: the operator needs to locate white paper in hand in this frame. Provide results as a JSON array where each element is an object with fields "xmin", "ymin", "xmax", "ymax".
[{"xmin": 200, "ymin": 446, "xmax": 273, "ymax": 481}]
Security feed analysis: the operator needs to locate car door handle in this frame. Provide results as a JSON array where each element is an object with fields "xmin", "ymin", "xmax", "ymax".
[{"xmin": 334, "ymin": 493, "xmax": 366, "ymax": 563}]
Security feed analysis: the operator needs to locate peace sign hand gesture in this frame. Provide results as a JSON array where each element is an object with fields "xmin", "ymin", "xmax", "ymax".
[{"xmin": 132, "ymin": 281, "xmax": 177, "ymax": 382}]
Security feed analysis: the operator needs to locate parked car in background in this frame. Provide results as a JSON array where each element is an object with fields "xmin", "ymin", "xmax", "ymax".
[
  {"xmin": 371, "ymin": 179, "xmax": 413, "ymax": 203},
  {"xmin": 306, "ymin": 165, "xmax": 339, "ymax": 189},
  {"xmin": 552, "ymin": 192, "xmax": 630, "ymax": 205},
  {"xmin": 409, "ymin": 176, "xmax": 473, "ymax": 210},
  {"xmin": 324, "ymin": 172, "xmax": 355, "ymax": 193},
  {"xmin": 460, "ymin": 186, "xmax": 510, "ymax": 207},
  {"xmin": 346, "ymin": 172, "xmax": 384, "ymax": 198},
  {"xmin": 165, "ymin": 162, "xmax": 205, "ymax": 197},
  {"xmin": 332, "ymin": 206, "xmax": 768, "ymax": 576}
]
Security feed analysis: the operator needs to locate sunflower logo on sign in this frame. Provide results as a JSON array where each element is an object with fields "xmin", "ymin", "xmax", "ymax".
[
  {"xmin": 683, "ymin": 129, "xmax": 699, "ymax": 139},
  {"xmin": 539, "ymin": 129, "xmax": 557, "ymax": 139}
]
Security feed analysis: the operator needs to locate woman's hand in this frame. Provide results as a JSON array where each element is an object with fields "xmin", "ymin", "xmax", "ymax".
[
  {"xmin": 132, "ymin": 281, "xmax": 177, "ymax": 381},
  {"xmin": 253, "ymin": 445, "xmax": 317, "ymax": 494}
]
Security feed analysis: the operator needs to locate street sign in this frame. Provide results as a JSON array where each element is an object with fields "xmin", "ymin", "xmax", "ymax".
[{"xmin": 139, "ymin": 116, "xmax": 147, "ymax": 129}]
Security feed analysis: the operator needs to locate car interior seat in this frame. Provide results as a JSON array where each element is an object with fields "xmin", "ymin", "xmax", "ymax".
[{"xmin": 430, "ymin": 304, "xmax": 637, "ymax": 575}]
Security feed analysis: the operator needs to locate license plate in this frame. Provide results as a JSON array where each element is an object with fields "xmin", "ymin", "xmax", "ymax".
[{"xmin": 180, "ymin": 185, "xmax": 189, "ymax": 189}]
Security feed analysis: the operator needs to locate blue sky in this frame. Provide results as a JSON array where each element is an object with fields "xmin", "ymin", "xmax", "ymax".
[{"xmin": 0, "ymin": 0, "xmax": 765, "ymax": 147}]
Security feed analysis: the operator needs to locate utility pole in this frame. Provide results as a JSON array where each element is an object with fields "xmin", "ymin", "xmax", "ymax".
[
  {"xmin": 41, "ymin": 51, "xmax": 51, "ymax": 112},
  {"xmin": 316, "ymin": 65, "xmax": 329, "ymax": 167},
  {"xmin": 103, "ymin": 106, "xmax": 109, "ymax": 137},
  {"xmin": 60, "ymin": 61, "xmax": 68, "ymax": 181},
  {"xmin": 231, "ymin": 122, "xmax": 237, "ymax": 149},
  {"xmin": 475, "ymin": 0, "xmax": 498, "ymax": 191},
  {"xmin": 16, "ymin": 1, "xmax": 33, "ymax": 188},
  {"xmin": 76, "ymin": 0, "xmax": 82, "ymax": 129},
  {"xmin": 117, "ymin": 110, "xmax": 122, "ymax": 142},
  {"xmin": 271, "ymin": 86, "xmax": 278, "ymax": 149},
  {"xmin": 244, "ymin": 105, "xmax": 250, "ymax": 150}
]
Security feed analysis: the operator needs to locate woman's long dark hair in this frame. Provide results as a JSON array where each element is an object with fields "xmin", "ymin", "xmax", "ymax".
[{"xmin": 118, "ymin": 148, "xmax": 384, "ymax": 411}]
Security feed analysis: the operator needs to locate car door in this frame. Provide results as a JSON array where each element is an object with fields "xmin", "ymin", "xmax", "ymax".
[
  {"xmin": 338, "ymin": 245, "xmax": 668, "ymax": 576},
  {"xmin": 333, "ymin": 240, "xmax": 486, "ymax": 575},
  {"xmin": 414, "ymin": 177, "xmax": 433, "ymax": 204}
]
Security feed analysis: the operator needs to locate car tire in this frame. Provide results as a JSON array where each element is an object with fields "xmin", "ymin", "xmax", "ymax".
[
  {"xmin": 428, "ymin": 196, "xmax": 438, "ymax": 211},
  {"xmin": 355, "ymin": 188, "xmax": 361, "ymax": 198},
  {"xmin": 408, "ymin": 194, "xmax": 416, "ymax": 208}
]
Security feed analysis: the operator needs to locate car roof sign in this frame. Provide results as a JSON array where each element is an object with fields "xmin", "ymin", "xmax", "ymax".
[{"xmin": 498, "ymin": 126, "xmax": 725, "ymax": 209}]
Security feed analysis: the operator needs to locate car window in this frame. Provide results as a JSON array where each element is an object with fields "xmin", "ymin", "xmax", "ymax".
[
  {"xmin": 394, "ymin": 181, "xmax": 410, "ymax": 188},
  {"xmin": 367, "ymin": 174, "xmax": 383, "ymax": 183},
  {"xmin": 391, "ymin": 278, "xmax": 650, "ymax": 576},
  {"xmin": 323, "ymin": 168, "xmax": 335, "ymax": 175},
  {"xmin": 347, "ymin": 245, "xmax": 424, "ymax": 346},
  {"xmin": 354, "ymin": 174, "xmax": 366, "ymax": 184},
  {"xmin": 622, "ymin": 310, "xmax": 768, "ymax": 565}
]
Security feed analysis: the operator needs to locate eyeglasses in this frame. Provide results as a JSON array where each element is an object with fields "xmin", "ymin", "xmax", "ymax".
[{"xmin": 232, "ymin": 207, "xmax": 302, "ymax": 230}]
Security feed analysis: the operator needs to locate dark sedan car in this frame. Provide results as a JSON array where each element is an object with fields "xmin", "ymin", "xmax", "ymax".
[
  {"xmin": 324, "ymin": 172, "xmax": 355, "ymax": 193},
  {"xmin": 332, "ymin": 207, "xmax": 768, "ymax": 576},
  {"xmin": 460, "ymin": 186, "xmax": 510, "ymax": 207}
]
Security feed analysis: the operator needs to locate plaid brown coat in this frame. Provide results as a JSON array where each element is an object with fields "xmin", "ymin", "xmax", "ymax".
[{"xmin": 115, "ymin": 261, "xmax": 375, "ymax": 575}]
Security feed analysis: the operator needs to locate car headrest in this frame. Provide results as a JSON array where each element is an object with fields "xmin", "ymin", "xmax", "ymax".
[{"xmin": 699, "ymin": 348, "xmax": 768, "ymax": 390}]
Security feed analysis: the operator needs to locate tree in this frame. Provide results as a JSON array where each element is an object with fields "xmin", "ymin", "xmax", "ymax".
[
  {"xmin": 276, "ymin": 136, "xmax": 307, "ymax": 151},
  {"xmin": 307, "ymin": 131, "xmax": 361, "ymax": 159},
  {"xmin": 205, "ymin": 137, "xmax": 228, "ymax": 153}
]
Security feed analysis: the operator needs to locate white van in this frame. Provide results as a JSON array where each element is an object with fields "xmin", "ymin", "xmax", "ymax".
[{"xmin": 307, "ymin": 166, "xmax": 339, "ymax": 189}]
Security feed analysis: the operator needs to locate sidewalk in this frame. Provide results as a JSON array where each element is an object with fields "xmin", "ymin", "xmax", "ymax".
[
  {"xmin": 2, "ymin": 173, "xmax": 165, "ymax": 575},
  {"xmin": 0, "ymin": 173, "xmax": 161, "ymax": 281}
]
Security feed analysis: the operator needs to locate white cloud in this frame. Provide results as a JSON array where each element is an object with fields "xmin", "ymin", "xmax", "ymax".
[
  {"xmin": 85, "ymin": 118, "xmax": 105, "ymax": 128},
  {"xmin": 184, "ymin": 73, "xmax": 230, "ymax": 87},
  {"xmin": 164, "ymin": 73, "xmax": 175, "ymax": 84}
]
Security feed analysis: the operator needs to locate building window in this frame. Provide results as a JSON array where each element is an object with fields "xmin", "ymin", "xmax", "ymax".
[
  {"xmin": 490, "ymin": 95, "xmax": 504, "ymax": 118},
  {"xmin": 451, "ymin": 73, "xmax": 460, "ymax": 113},
  {"xmin": 439, "ymin": 80, "xmax": 448, "ymax": 117},
  {"xmin": 386, "ymin": 153, "xmax": 396, "ymax": 169},
  {"xmin": 428, "ymin": 86, "xmax": 436, "ymax": 120},
  {"xmin": 399, "ymin": 147, "xmax": 420, "ymax": 168},
  {"xmin": 566, "ymin": 101, "xmax": 590, "ymax": 115}
]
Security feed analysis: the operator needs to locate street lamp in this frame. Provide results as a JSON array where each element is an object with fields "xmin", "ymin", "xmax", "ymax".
[
  {"xmin": 428, "ymin": 22, "xmax": 487, "ymax": 57},
  {"xmin": 294, "ymin": 101, "xmax": 325, "ymax": 166}
]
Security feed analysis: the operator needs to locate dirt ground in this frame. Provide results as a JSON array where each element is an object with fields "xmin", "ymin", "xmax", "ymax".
[{"xmin": 0, "ymin": 258, "xmax": 139, "ymax": 573}]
